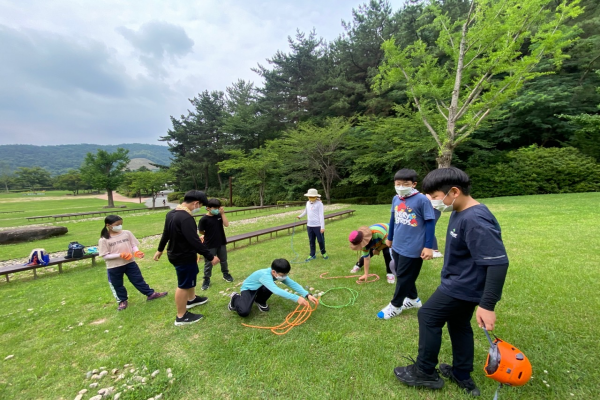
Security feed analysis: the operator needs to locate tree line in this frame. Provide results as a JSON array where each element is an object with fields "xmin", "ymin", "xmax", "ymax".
[{"xmin": 162, "ymin": 0, "xmax": 600, "ymax": 205}]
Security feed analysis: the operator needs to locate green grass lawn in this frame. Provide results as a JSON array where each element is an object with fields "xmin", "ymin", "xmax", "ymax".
[
  {"xmin": 0, "ymin": 194, "xmax": 307, "ymax": 261},
  {"xmin": 0, "ymin": 193, "xmax": 599, "ymax": 399}
]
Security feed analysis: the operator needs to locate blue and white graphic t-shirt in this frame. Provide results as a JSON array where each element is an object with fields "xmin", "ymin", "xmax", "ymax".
[{"xmin": 389, "ymin": 193, "xmax": 435, "ymax": 258}]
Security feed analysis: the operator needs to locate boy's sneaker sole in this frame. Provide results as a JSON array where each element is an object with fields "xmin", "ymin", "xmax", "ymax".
[
  {"xmin": 228, "ymin": 292, "xmax": 239, "ymax": 311},
  {"xmin": 223, "ymin": 275, "xmax": 234, "ymax": 282},
  {"xmin": 174, "ymin": 312, "xmax": 203, "ymax": 326},
  {"xmin": 257, "ymin": 303, "xmax": 270, "ymax": 312}
]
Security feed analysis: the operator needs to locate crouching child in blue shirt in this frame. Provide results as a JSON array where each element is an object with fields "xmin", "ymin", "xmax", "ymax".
[{"xmin": 228, "ymin": 258, "xmax": 318, "ymax": 316}]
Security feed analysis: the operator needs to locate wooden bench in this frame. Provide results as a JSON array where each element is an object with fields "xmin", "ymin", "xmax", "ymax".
[
  {"xmin": 0, "ymin": 253, "xmax": 98, "ymax": 282},
  {"xmin": 26, "ymin": 206, "xmax": 170, "ymax": 222},
  {"xmin": 226, "ymin": 209, "xmax": 355, "ymax": 248}
]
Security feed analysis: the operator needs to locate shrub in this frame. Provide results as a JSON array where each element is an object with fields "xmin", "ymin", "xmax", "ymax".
[
  {"xmin": 167, "ymin": 192, "xmax": 184, "ymax": 202},
  {"xmin": 467, "ymin": 146, "xmax": 600, "ymax": 198}
]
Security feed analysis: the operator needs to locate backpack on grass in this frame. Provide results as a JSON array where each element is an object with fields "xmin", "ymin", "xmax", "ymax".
[
  {"xmin": 27, "ymin": 248, "xmax": 49, "ymax": 266},
  {"xmin": 65, "ymin": 242, "xmax": 85, "ymax": 259}
]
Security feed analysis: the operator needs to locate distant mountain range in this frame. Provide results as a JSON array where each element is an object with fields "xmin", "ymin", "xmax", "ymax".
[{"xmin": 0, "ymin": 143, "xmax": 171, "ymax": 175}]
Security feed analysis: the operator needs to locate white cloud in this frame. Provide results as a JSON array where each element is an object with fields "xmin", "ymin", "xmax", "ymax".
[{"xmin": 0, "ymin": 0, "xmax": 370, "ymax": 146}]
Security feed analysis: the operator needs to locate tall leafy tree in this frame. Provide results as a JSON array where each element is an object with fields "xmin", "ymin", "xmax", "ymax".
[
  {"xmin": 162, "ymin": 90, "xmax": 228, "ymax": 191},
  {"xmin": 128, "ymin": 170, "xmax": 173, "ymax": 208},
  {"xmin": 376, "ymin": 0, "xmax": 584, "ymax": 167},
  {"xmin": 223, "ymin": 80, "xmax": 267, "ymax": 151},
  {"xmin": 217, "ymin": 148, "xmax": 280, "ymax": 206},
  {"xmin": 0, "ymin": 161, "xmax": 12, "ymax": 193},
  {"xmin": 53, "ymin": 170, "xmax": 84, "ymax": 196},
  {"xmin": 271, "ymin": 117, "xmax": 351, "ymax": 204},
  {"xmin": 80, "ymin": 148, "xmax": 129, "ymax": 207},
  {"xmin": 14, "ymin": 166, "xmax": 52, "ymax": 191}
]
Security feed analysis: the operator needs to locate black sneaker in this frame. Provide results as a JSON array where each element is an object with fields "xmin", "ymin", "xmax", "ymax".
[
  {"xmin": 394, "ymin": 362, "xmax": 444, "ymax": 390},
  {"xmin": 256, "ymin": 302, "xmax": 270, "ymax": 312},
  {"xmin": 228, "ymin": 292, "xmax": 239, "ymax": 311},
  {"xmin": 223, "ymin": 273, "xmax": 234, "ymax": 283},
  {"xmin": 201, "ymin": 278, "xmax": 210, "ymax": 291},
  {"xmin": 186, "ymin": 295, "xmax": 209, "ymax": 309},
  {"xmin": 174, "ymin": 311, "xmax": 203, "ymax": 326},
  {"xmin": 439, "ymin": 364, "xmax": 480, "ymax": 396}
]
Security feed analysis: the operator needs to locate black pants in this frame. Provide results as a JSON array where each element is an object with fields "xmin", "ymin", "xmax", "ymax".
[
  {"xmin": 307, "ymin": 226, "xmax": 326, "ymax": 256},
  {"xmin": 390, "ymin": 251, "xmax": 423, "ymax": 307},
  {"xmin": 107, "ymin": 262, "xmax": 154, "ymax": 302},
  {"xmin": 416, "ymin": 288, "xmax": 478, "ymax": 375},
  {"xmin": 203, "ymin": 245, "xmax": 229, "ymax": 279},
  {"xmin": 357, "ymin": 247, "xmax": 392, "ymax": 274},
  {"xmin": 232, "ymin": 286, "xmax": 274, "ymax": 317}
]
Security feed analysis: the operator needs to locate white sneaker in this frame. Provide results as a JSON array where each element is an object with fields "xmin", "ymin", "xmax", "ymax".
[
  {"xmin": 377, "ymin": 303, "xmax": 402, "ymax": 320},
  {"xmin": 350, "ymin": 265, "xmax": 361, "ymax": 274},
  {"xmin": 402, "ymin": 297, "xmax": 422, "ymax": 310},
  {"xmin": 433, "ymin": 250, "xmax": 443, "ymax": 258},
  {"xmin": 386, "ymin": 273, "xmax": 396, "ymax": 284}
]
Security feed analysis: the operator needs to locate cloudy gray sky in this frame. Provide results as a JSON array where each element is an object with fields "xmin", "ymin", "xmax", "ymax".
[{"xmin": 0, "ymin": 0, "xmax": 399, "ymax": 146}]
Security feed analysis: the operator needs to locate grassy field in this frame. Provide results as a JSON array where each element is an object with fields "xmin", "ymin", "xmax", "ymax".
[
  {"xmin": 0, "ymin": 192, "xmax": 599, "ymax": 399},
  {"xmin": 0, "ymin": 192, "xmax": 307, "ymax": 261}
]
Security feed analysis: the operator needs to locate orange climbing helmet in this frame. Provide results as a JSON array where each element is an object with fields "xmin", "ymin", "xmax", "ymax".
[{"xmin": 483, "ymin": 329, "xmax": 532, "ymax": 387}]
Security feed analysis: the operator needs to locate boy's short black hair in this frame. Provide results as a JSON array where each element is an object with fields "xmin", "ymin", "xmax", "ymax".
[
  {"xmin": 206, "ymin": 198, "xmax": 221, "ymax": 208},
  {"xmin": 422, "ymin": 167, "xmax": 472, "ymax": 196},
  {"xmin": 394, "ymin": 169, "xmax": 418, "ymax": 182},
  {"xmin": 183, "ymin": 190, "xmax": 208, "ymax": 205},
  {"xmin": 271, "ymin": 258, "xmax": 291, "ymax": 274}
]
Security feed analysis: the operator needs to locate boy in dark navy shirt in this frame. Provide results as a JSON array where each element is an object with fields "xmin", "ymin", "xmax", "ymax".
[{"xmin": 393, "ymin": 167, "xmax": 509, "ymax": 396}]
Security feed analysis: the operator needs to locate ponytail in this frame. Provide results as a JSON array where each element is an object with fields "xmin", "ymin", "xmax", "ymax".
[{"xmin": 101, "ymin": 215, "xmax": 123, "ymax": 239}]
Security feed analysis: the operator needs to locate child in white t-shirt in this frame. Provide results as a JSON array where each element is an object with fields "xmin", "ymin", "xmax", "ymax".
[
  {"xmin": 98, "ymin": 215, "xmax": 167, "ymax": 311},
  {"xmin": 297, "ymin": 188, "xmax": 327, "ymax": 261}
]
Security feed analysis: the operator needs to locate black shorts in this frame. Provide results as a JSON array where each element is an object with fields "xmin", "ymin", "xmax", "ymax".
[{"xmin": 174, "ymin": 262, "xmax": 199, "ymax": 289}]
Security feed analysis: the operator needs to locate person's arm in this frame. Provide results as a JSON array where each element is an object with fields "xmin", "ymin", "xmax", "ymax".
[
  {"xmin": 157, "ymin": 216, "xmax": 170, "ymax": 253},
  {"xmin": 198, "ymin": 216, "xmax": 205, "ymax": 235},
  {"xmin": 387, "ymin": 211, "xmax": 395, "ymax": 245},
  {"xmin": 284, "ymin": 277, "xmax": 318, "ymax": 305},
  {"xmin": 476, "ymin": 264, "xmax": 509, "ymax": 331},
  {"xmin": 319, "ymin": 202, "xmax": 325, "ymax": 231},
  {"xmin": 259, "ymin": 275, "xmax": 300, "ymax": 302},
  {"xmin": 358, "ymin": 256, "xmax": 371, "ymax": 281},
  {"xmin": 220, "ymin": 207, "xmax": 229, "ymax": 227},
  {"xmin": 298, "ymin": 204, "xmax": 307, "ymax": 219},
  {"xmin": 180, "ymin": 216, "xmax": 214, "ymax": 261}
]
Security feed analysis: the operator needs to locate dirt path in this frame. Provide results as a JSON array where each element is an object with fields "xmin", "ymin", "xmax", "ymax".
[{"xmin": 95, "ymin": 193, "xmax": 150, "ymax": 204}]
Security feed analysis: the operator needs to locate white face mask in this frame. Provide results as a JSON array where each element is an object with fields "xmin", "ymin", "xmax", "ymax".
[
  {"xmin": 274, "ymin": 274, "xmax": 287, "ymax": 281},
  {"xmin": 111, "ymin": 225, "xmax": 123, "ymax": 232},
  {"xmin": 191, "ymin": 203, "xmax": 201, "ymax": 214},
  {"xmin": 395, "ymin": 185, "xmax": 413, "ymax": 197},
  {"xmin": 431, "ymin": 191, "xmax": 455, "ymax": 212}
]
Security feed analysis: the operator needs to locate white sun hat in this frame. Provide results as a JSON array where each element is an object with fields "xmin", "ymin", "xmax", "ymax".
[{"xmin": 303, "ymin": 188, "xmax": 321, "ymax": 197}]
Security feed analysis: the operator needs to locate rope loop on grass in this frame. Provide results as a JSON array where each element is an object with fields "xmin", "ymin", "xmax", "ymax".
[
  {"xmin": 318, "ymin": 287, "xmax": 359, "ymax": 309},
  {"xmin": 319, "ymin": 271, "xmax": 380, "ymax": 284},
  {"xmin": 242, "ymin": 301, "xmax": 318, "ymax": 335}
]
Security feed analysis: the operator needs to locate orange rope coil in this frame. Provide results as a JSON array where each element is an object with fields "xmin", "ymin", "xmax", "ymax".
[
  {"xmin": 319, "ymin": 272, "xmax": 380, "ymax": 284},
  {"xmin": 242, "ymin": 301, "xmax": 318, "ymax": 335}
]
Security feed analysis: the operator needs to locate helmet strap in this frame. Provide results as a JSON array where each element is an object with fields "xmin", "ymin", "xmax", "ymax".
[{"xmin": 493, "ymin": 383, "xmax": 503, "ymax": 400}]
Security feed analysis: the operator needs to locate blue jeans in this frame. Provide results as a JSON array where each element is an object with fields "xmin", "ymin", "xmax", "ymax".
[
  {"xmin": 307, "ymin": 226, "xmax": 326, "ymax": 257},
  {"xmin": 107, "ymin": 262, "xmax": 154, "ymax": 302}
]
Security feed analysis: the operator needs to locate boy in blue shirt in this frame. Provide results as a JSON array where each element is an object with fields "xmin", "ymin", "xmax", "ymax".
[
  {"xmin": 228, "ymin": 258, "xmax": 318, "ymax": 316},
  {"xmin": 393, "ymin": 167, "xmax": 508, "ymax": 396},
  {"xmin": 377, "ymin": 169, "xmax": 436, "ymax": 319}
]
